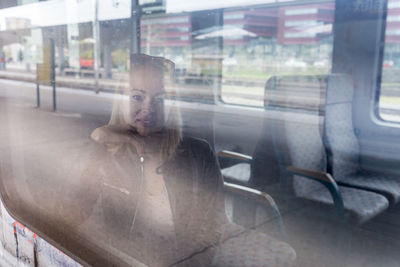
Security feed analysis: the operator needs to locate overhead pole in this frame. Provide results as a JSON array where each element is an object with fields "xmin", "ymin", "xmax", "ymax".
[
  {"xmin": 130, "ymin": 0, "xmax": 141, "ymax": 55},
  {"xmin": 51, "ymin": 38, "xmax": 56, "ymax": 111},
  {"xmin": 129, "ymin": 0, "xmax": 141, "ymax": 93},
  {"xmin": 36, "ymin": 67, "xmax": 40, "ymax": 108},
  {"xmin": 93, "ymin": 0, "xmax": 101, "ymax": 94}
]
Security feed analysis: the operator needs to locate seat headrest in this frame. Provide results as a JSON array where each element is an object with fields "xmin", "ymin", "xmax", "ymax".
[
  {"xmin": 264, "ymin": 75, "xmax": 327, "ymax": 114},
  {"xmin": 326, "ymin": 74, "xmax": 354, "ymax": 105}
]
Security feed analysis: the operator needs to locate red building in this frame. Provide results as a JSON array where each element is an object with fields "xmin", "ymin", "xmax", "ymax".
[
  {"xmin": 141, "ymin": 14, "xmax": 191, "ymax": 48},
  {"xmin": 140, "ymin": 2, "xmax": 336, "ymax": 50},
  {"xmin": 386, "ymin": 0, "xmax": 400, "ymax": 43},
  {"xmin": 222, "ymin": 8, "xmax": 278, "ymax": 45},
  {"xmin": 277, "ymin": 3, "xmax": 335, "ymax": 45}
]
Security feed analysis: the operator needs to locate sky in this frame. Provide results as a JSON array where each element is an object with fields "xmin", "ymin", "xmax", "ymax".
[{"xmin": 0, "ymin": 0, "xmax": 298, "ymax": 31}]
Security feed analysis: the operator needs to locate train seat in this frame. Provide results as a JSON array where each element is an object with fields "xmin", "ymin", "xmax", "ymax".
[
  {"xmin": 220, "ymin": 75, "xmax": 390, "ymax": 223},
  {"xmin": 324, "ymin": 74, "xmax": 400, "ymax": 205},
  {"xmin": 268, "ymin": 75, "xmax": 389, "ymax": 223},
  {"xmin": 219, "ymin": 75, "xmax": 328, "ymax": 190}
]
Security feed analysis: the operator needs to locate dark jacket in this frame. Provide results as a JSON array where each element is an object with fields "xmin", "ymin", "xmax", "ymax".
[{"xmin": 85, "ymin": 137, "xmax": 241, "ymax": 266}]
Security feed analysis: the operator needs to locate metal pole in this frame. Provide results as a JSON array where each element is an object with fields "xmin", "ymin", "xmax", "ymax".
[
  {"xmin": 93, "ymin": 0, "xmax": 100, "ymax": 94},
  {"xmin": 36, "ymin": 64, "xmax": 40, "ymax": 107},
  {"xmin": 130, "ymin": 0, "xmax": 141, "ymax": 55},
  {"xmin": 36, "ymin": 82, "xmax": 40, "ymax": 107},
  {"xmin": 51, "ymin": 38, "xmax": 56, "ymax": 111},
  {"xmin": 215, "ymin": 9, "xmax": 223, "ymax": 104},
  {"xmin": 146, "ymin": 20, "xmax": 151, "ymax": 54},
  {"xmin": 129, "ymin": 0, "xmax": 141, "ymax": 92}
]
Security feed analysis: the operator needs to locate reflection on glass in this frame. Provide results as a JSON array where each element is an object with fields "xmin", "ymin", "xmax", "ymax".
[
  {"xmin": 380, "ymin": 0, "xmax": 400, "ymax": 121},
  {"xmin": 67, "ymin": 54, "xmax": 295, "ymax": 266}
]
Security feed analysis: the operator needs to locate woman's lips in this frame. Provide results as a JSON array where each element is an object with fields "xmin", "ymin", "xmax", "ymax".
[{"xmin": 136, "ymin": 118, "xmax": 154, "ymax": 127}]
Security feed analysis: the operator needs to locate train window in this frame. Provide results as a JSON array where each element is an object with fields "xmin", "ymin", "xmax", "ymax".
[
  {"xmin": 0, "ymin": 1, "xmax": 301, "ymax": 266},
  {"xmin": 218, "ymin": 2, "xmax": 335, "ymax": 106},
  {"xmin": 1, "ymin": 1, "xmax": 400, "ymax": 267},
  {"xmin": 141, "ymin": 1, "xmax": 335, "ymax": 107},
  {"xmin": 380, "ymin": 0, "xmax": 400, "ymax": 122}
]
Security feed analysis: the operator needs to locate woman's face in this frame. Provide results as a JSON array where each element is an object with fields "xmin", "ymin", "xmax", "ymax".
[{"xmin": 124, "ymin": 65, "xmax": 165, "ymax": 137}]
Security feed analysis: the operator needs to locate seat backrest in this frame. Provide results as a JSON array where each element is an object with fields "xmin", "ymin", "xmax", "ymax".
[
  {"xmin": 251, "ymin": 109, "xmax": 280, "ymax": 189},
  {"xmin": 324, "ymin": 74, "xmax": 361, "ymax": 181},
  {"xmin": 261, "ymin": 75, "xmax": 328, "ymax": 198},
  {"xmin": 252, "ymin": 75, "xmax": 328, "ymax": 190}
]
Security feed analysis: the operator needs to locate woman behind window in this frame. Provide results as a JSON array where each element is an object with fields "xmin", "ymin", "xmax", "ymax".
[{"xmin": 73, "ymin": 54, "xmax": 296, "ymax": 266}]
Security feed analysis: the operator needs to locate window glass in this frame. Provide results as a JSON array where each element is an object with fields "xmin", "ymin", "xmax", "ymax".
[
  {"xmin": 380, "ymin": 0, "xmax": 400, "ymax": 122},
  {"xmin": 219, "ymin": 2, "xmax": 334, "ymax": 106},
  {"xmin": 6, "ymin": 1, "xmax": 400, "ymax": 267},
  {"xmin": 139, "ymin": 0, "xmax": 334, "ymax": 106},
  {"xmin": 2, "ymin": 1, "xmax": 400, "ymax": 267},
  {"xmin": 0, "ymin": 1, "xmax": 315, "ymax": 265}
]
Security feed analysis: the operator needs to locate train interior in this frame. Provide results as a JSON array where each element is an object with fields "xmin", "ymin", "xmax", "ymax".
[{"xmin": 1, "ymin": 0, "xmax": 400, "ymax": 266}]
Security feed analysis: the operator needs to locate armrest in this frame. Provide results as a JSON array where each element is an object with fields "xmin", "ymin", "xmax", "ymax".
[
  {"xmin": 217, "ymin": 150, "xmax": 253, "ymax": 163},
  {"xmin": 223, "ymin": 181, "xmax": 285, "ymax": 238},
  {"xmin": 223, "ymin": 181, "xmax": 277, "ymax": 209},
  {"xmin": 286, "ymin": 166, "xmax": 344, "ymax": 214}
]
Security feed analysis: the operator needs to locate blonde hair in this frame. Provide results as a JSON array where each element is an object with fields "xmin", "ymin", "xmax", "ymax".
[{"xmin": 108, "ymin": 54, "xmax": 182, "ymax": 161}]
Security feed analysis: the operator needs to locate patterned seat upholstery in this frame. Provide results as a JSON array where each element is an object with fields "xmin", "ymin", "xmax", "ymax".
[
  {"xmin": 220, "ymin": 75, "xmax": 390, "ymax": 223},
  {"xmin": 340, "ymin": 172, "xmax": 400, "ymax": 204},
  {"xmin": 220, "ymin": 75, "xmax": 327, "ymax": 188},
  {"xmin": 214, "ymin": 230, "xmax": 296, "ymax": 267},
  {"xmin": 302, "ymin": 185, "xmax": 389, "ymax": 224},
  {"xmin": 324, "ymin": 75, "xmax": 400, "ymax": 205},
  {"xmin": 267, "ymin": 75, "xmax": 389, "ymax": 223}
]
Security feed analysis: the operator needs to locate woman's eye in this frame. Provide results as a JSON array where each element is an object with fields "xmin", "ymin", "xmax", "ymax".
[{"xmin": 132, "ymin": 95, "xmax": 143, "ymax": 101}]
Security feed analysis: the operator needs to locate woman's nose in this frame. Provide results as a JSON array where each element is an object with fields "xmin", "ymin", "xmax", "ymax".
[{"xmin": 140, "ymin": 100, "xmax": 155, "ymax": 115}]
